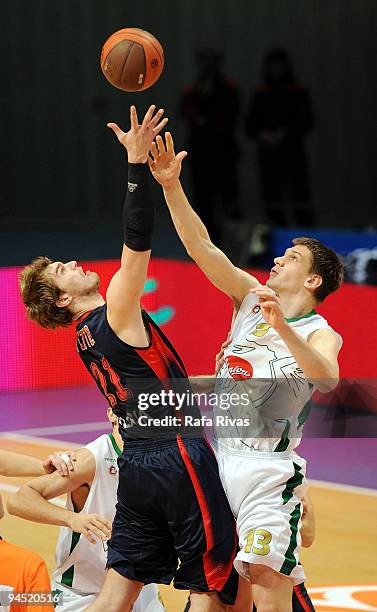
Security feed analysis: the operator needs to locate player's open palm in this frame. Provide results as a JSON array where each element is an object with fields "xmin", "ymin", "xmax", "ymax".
[
  {"xmin": 68, "ymin": 513, "xmax": 112, "ymax": 544},
  {"xmin": 148, "ymin": 132, "xmax": 188, "ymax": 189},
  {"xmin": 107, "ymin": 105, "xmax": 168, "ymax": 163}
]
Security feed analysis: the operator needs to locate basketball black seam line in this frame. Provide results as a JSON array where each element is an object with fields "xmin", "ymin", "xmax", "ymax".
[
  {"xmin": 120, "ymin": 41, "xmax": 135, "ymax": 87},
  {"xmin": 127, "ymin": 30, "xmax": 164, "ymax": 67}
]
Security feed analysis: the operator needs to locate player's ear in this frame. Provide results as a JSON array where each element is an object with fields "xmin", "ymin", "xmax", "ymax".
[
  {"xmin": 304, "ymin": 275, "xmax": 322, "ymax": 290},
  {"xmin": 107, "ymin": 407, "xmax": 117, "ymax": 424},
  {"xmin": 55, "ymin": 293, "xmax": 72, "ymax": 308}
]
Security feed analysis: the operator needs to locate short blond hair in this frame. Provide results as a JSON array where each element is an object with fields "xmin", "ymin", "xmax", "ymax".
[{"xmin": 19, "ymin": 256, "xmax": 73, "ymax": 329}]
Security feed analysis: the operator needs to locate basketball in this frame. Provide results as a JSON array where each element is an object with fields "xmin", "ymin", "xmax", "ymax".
[{"xmin": 100, "ymin": 28, "xmax": 164, "ymax": 92}]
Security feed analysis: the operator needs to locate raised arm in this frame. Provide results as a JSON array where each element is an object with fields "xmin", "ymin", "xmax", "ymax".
[
  {"xmin": 105, "ymin": 105, "xmax": 168, "ymax": 346},
  {"xmin": 7, "ymin": 449, "xmax": 111, "ymax": 544},
  {"xmin": 148, "ymin": 132, "xmax": 259, "ymax": 307}
]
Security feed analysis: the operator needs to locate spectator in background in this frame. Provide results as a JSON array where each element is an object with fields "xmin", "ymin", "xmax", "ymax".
[
  {"xmin": 246, "ymin": 47, "xmax": 314, "ymax": 227},
  {"xmin": 180, "ymin": 47, "xmax": 241, "ymax": 244}
]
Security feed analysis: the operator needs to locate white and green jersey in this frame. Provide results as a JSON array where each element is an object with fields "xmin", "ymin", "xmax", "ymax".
[
  {"xmin": 53, "ymin": 434, "xmax": 121, "ymax": 592},
  {"xmin": 214, "ymin": 291, "xmax": 342, "ymax": 453},
  {"xmin": 53, "ymin": 434, "xmax": 164, "ymax": 611}
]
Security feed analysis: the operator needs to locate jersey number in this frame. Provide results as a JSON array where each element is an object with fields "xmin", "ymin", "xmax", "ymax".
[
  {"xmin": 90, "ymin": 357, "xmax": 132, "ymax": 407},
  {"xmin": 244, "ymin": 528, "xmax": 272, "ymax": 556}
]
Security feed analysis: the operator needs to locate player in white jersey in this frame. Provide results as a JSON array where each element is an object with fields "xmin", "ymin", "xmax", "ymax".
[
  {"xmin": 148, "ymin": 132, "xmax": 344, "ymax": 611},
  {"xmin": 7, "ymin": 409, "xmax": 165, "ymax": 612}
]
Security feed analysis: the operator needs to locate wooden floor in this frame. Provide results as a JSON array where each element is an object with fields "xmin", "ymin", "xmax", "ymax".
[{"xmin": 1, "ymin": 437, "xmax": 376, "ymax": 611}]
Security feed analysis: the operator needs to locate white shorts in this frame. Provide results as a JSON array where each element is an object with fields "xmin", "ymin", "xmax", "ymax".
[
  {"xmin": 217, "ymin": 442, "xmax": 307, "ymax": 585},
  {"xmin": 52, "ymin": 580, "xmax": 165, "ymax": 611}
]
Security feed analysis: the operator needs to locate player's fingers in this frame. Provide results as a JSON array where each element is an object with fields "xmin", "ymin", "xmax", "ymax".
[
  {"xmin": 92, "ymin": 518, "xmax": 112, "ymax": 538},
  {"xmin": 260, "ymin": 300, "xmax": 278, "ymax": 309},
  {"xmin": 141, "ymin": 104, "xmax": 156, "ymax": 128},
  {"xmin": 152, "ymin": 117, "xmax": 169, "ymax": 137},
  {"xmin": 148, "ymin": 107, "xmax": 164, "ymax": 128},
  {"xmin": 89, "ymin": 524, "xmax": 109, "ymax": 541},
  {"xmin": 150, "ymin": 141, "xmax": 159, "ymax": 161},
  {"xmin": 83, "ymin": 529, "xmax": 96, "ymax": 545},
  {"xmin": 66, "ymin": 450, "xmax": 77, "ymax": 462},
  {"xmin": 165, "ymin": 132, "xmax": 175, "ymax": 156},
  {"xmin": 221, "ymin": 336, "xmax": 232, "ymax": 349},
  {"xmin": 42, "ymin": 457, "xmax": 56, "ymax": 475},
  {"xmin": 130, "ymin": 105, "xmax": 140, "ymax": 130},
  {"xmin": 50, "ymin": 453, "xmax": 69, "ymax": 476},
  {"xmin": 256, "ymin": 290, "xmax": 279, "ymax": 302},
  {"xmin": 176, "ymin": 151, "xmax": 188, "ymax": 164},
  {"xmin": 107, "ymin": 122, "xmax": 125, "ymax": 141},
  {"xmin": 155, "ymin": 134, "xmax": 166, "ymax": 155}
]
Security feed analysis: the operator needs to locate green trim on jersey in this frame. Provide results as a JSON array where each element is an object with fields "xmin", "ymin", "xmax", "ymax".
[
  {"xmin": 108, "ymin": 433, "xmax": 122, "ymax": 456},
  {"xmin": 285, "ymin": 310, "xmax": 317, "ymax": 323},
  {"xmin": 274, "ymin": 419, "xmax": 290, "ymax": 452},
  {"xmin": 61, "ymin": 530, "xmax": 81, "ymax": 587},
  {"xmin": 281, "ymin": 462, "xmax": 304, "ymax": 505},
  {"xmin": 297, "ymin": 400, "xmax": 312, "ymax": 429},
  {"xmin": 280, "ymin": 503, "xmax": 301, "ymax": 575}
]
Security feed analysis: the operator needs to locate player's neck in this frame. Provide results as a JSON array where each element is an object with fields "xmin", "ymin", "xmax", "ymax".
[
  {"xmin": 278, "ymin": 291, "xmax": 316, "ymax": 320},
  {"xmin": 71, "ymin": 294, "xmax": 105, "ymax": 321}
]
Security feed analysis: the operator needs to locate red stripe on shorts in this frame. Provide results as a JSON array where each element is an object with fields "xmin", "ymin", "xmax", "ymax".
[
  {"xmin": 177, "ymin": 435, "xmax": 235, "ymax": 593},
  {"xmin": 294, "ymin": 584, "xmax": 312, "ymax": 612}
]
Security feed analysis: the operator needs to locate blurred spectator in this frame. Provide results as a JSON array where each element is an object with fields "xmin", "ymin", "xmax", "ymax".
[
  {"xmin": 0, "ymin": 494, "xmax": 54, "ymax": 611},
  {"xmin": 180, "ymin": 47, "xmax": 241, "ymax": 244},
  {"xmin": 246, "ymin": 47, "xmax": 314, "ymax": 227}
]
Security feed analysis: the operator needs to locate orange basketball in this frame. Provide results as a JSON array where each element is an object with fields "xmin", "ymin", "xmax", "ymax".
[{"xmin": 100, "ymin": 28, "xmax": 164, "ymax": 92}]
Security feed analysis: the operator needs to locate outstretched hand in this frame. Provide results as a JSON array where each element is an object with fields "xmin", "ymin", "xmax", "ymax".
[
  {"xmin": 107, "ymin": 105, "xmax": 168, "ymax": 164},
  {"xmin": 148, "ymin": 132, "xmax": 187, "ymax": 190}
]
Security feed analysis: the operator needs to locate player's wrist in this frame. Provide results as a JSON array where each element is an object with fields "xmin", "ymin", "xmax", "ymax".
[
  {"xmin": 128, "ymin": 155, "xmax": 148, "ymax": 164},
  {"xmin": 163, "ymin": 179, "xmax": 181, "ymax": 194}
]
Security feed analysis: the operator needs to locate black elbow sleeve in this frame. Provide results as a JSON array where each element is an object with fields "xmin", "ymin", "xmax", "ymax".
[{"xmin": 123, "ymin": 163, "xmax": 155, "ymax": 251}]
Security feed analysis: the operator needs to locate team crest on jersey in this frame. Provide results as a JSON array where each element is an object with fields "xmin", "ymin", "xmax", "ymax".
[
  {"xmin": 252, "ymin": 304, "xmax": 261, "ymax": 315},
  {"xmin": 225, "ymin": 355, "xmax": 253, "ymax": 380},
  {"xmin": 108, "ymin": 465, "xmax": 117, "ymax": 476}
]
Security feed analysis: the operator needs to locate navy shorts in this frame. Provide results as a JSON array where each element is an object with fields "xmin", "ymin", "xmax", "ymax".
[{"xmin": 107, "ymin": 435, "xmax": 239, "ymax": 605}]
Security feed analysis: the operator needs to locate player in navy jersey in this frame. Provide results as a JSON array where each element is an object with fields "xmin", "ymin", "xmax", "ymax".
[{"xmin": 20, "ymin": 106, "xmax": 238, "ymax": 611}]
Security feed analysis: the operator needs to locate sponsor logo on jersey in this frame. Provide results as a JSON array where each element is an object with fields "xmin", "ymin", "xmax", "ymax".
[
  {"xmin": 307, "ymin": 584, "xmax": 377, "ymax": 611},
  {"xmin": 252, "ymin": 304, "xmax": 261, "ymax": 314},
  {"xmin": 108, "ymin": 465, "xmax": 117, "ymax": 476},
  {"xmin": 128, "ymin": 182, "xmax": 138, "ymax": 192},
  {"xmin": 225, "ymin": 355, "xmax": 253, "ymax": 380},
  {"xmin": 251, "ymin": 323, "xmax": 271, "ymax": 337}
]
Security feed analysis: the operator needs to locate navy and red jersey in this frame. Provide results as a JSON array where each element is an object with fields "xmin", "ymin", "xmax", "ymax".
[{"xmin": 76, "ymin": 304, "xmax": 203, "ymax": 441}]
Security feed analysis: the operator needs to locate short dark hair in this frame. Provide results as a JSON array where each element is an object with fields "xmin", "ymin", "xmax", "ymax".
[
  {"xmin": 19, "ymin": 256, "xmax": 73, "ymax": 329},
  {"xmin": 293, "ymin": 237, "xmax": 344, "ymax": 303}
]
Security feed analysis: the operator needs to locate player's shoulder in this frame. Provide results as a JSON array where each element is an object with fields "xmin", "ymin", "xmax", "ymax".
[{"xmin": 295, "ymin": 311, "xmax": 342, "ymax": 346}]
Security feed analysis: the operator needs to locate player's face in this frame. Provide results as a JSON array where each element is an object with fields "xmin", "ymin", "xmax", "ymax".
[
  {"xmin": 266, "ymin": 245, "xmax": 313, "ymax": 293},
  {"xmin": 45, "ymin": 260, "xmax": 100, "ymax": 297}
]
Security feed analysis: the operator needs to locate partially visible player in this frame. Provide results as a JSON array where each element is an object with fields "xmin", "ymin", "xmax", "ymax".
[
  {"xmin": 19, "ymin": 106, "xmax": 239, "ymax": 611},
  {"xmin": 148, "ymin": 131, "xmax": 343, "ymax": 611},
  {"xmin": 0, "ymin": 494, "xmax": 54, "ymax": 612},
  {"xmin": 7, "ymin": 409, "xmax": 164, "ymax": 612}
]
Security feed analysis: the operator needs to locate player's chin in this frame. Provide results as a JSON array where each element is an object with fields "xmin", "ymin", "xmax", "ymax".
[{"xmin": 266, "ymin": 276, "xmax": 275, "ymax": 288}]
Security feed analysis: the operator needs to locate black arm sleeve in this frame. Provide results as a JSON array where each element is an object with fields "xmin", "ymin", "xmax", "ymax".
[{"xmin": 123, "ymin": 162, "xmax": 155, "ymax": 251}]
